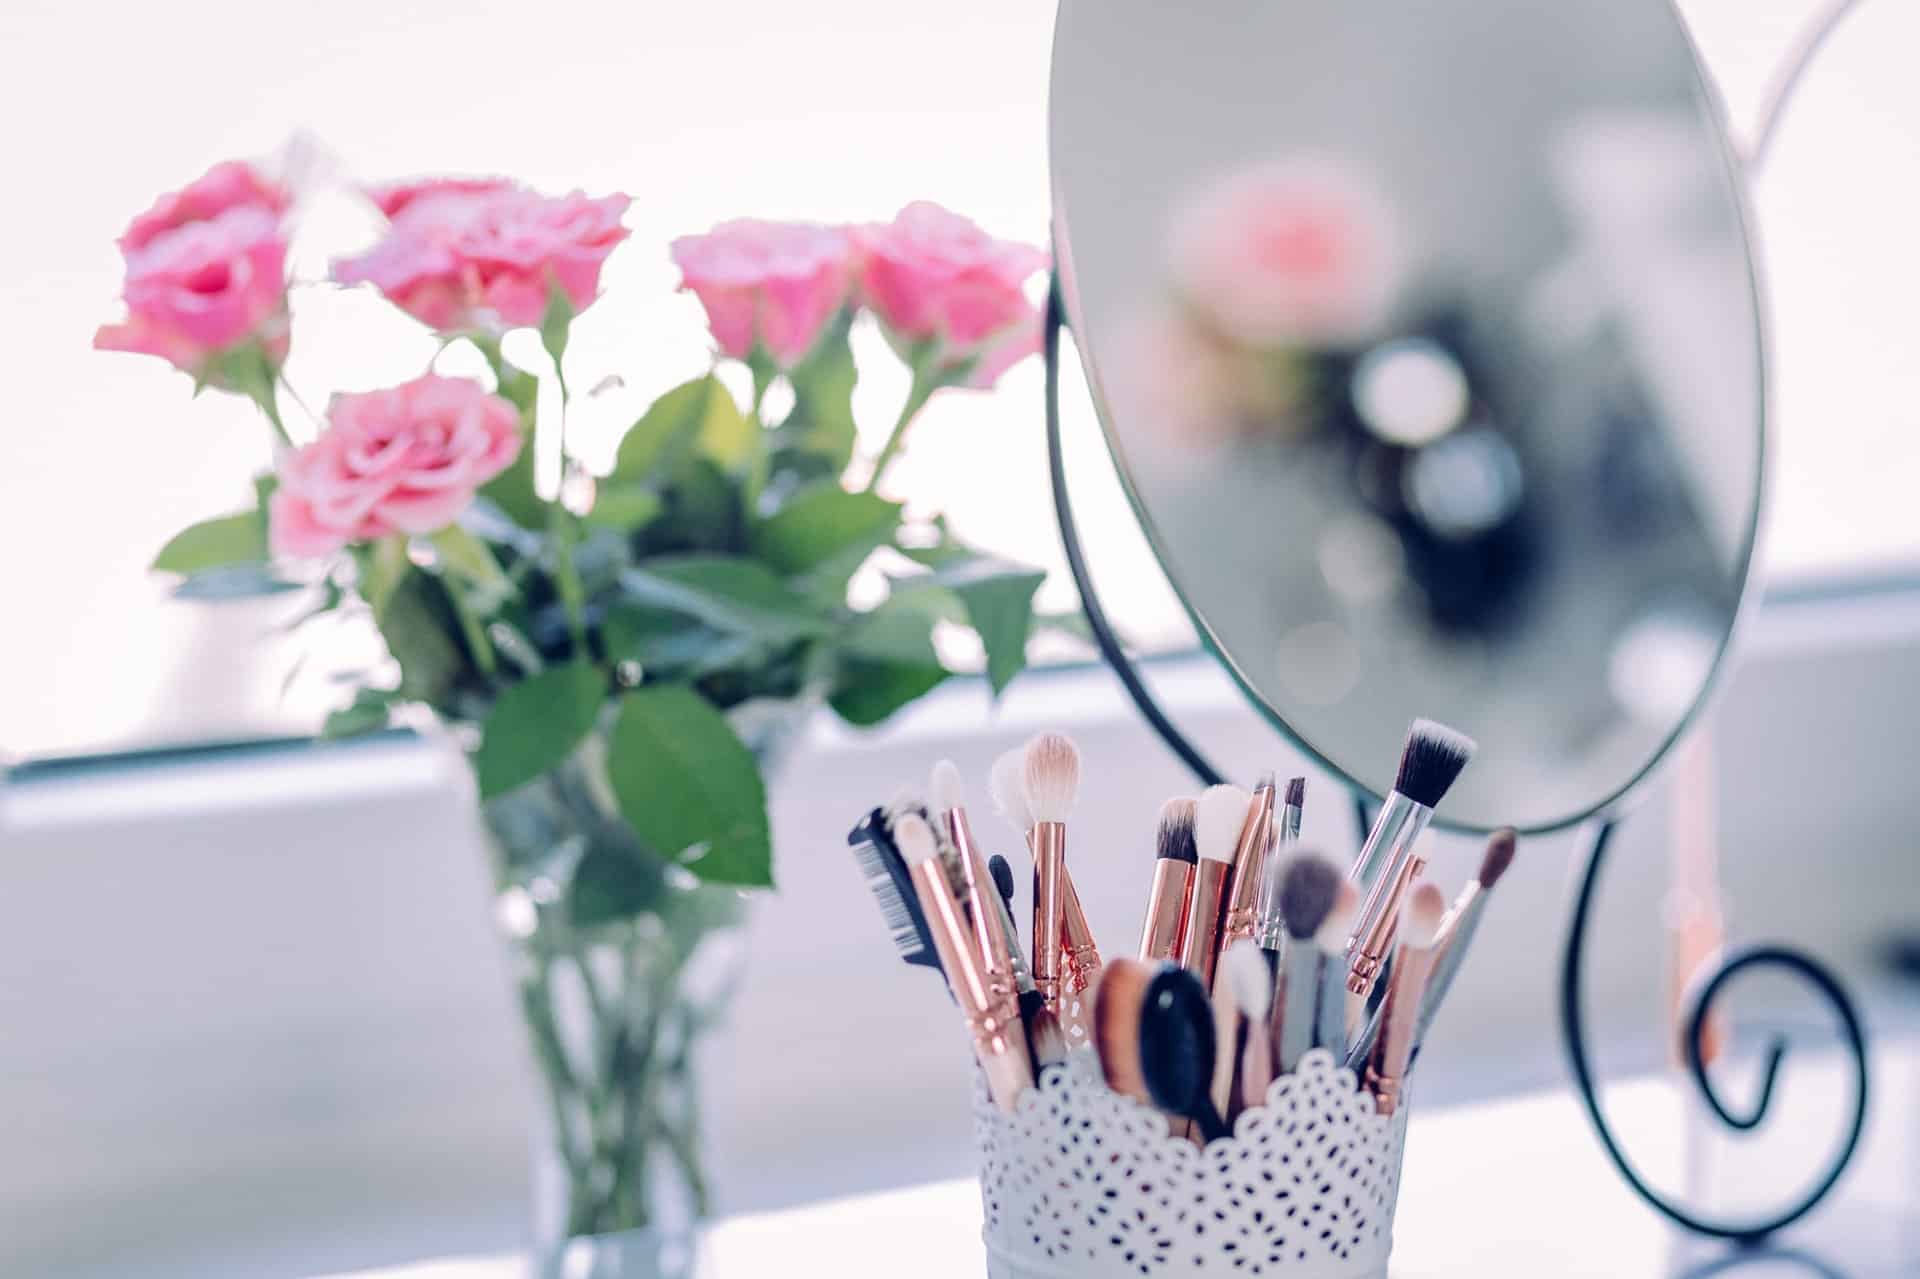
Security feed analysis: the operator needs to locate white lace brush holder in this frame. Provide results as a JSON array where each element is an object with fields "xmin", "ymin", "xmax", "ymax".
[{"xmin": 974, "ymin": 1049, "xmax": 1410, "ymax": 1279}]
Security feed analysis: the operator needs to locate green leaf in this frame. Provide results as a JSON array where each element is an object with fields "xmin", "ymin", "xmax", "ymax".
[
  {"xmin": 585, "ymin": 485, "xmax": 664, "ymax": 532},
  {"xmin": 751, "ymin": 485, "xmax": 901, "ymax": 576},
  {"xmin": 778, "ymin": 310, "xmax": 859, "ymax": 469},
  {"xmin": 607, "ymin": 685, "xmax": 773, "ymax": 887},
  {"xmin": 378, "ymin": 570, "xmax": 466, "ymax": 701},
  {"xmin": 619, "ymin": 554, "xmax": 832, "ymax": 644},
  {"xmin": 431, "ymin": 525, "xmax": 512, "ymax": 598},
  {"xmin": 603, "ymin": 604, "xmax": 761, "ymax": 680},
  {"xmin": 480, "ymin": 443, "xmax": 543, "ymax": 530},
  {"xmin": 613, "ymin": 375, "xmax": 752, "ymax": 480},
  {"xmin": 473, "ymin": 663, "xmax": 607, "ymax": 799},
  {"xmin": 829, "ymin": 658, "xmax": 949, "ymax": 727},
  {"xmin": 930, "ymin": 556, "xmax": 1045, "ymax": 695},
  {"xmin": 323, "ymin": 687, "xmax": 397, "ymax": 739},
  {"xmin": 569, "ymin": 843, "xmax": 669, "ymax": 928},
  {"xmin": 152, "ymin": 512, "xmax": 266, "ymax": 576},
  {"xmin": 839, "ymin": 596, "xmax": 943, "ymax": 665}
]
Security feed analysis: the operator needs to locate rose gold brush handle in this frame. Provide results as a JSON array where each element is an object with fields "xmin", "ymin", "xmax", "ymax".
[
  {"xmin": 948, "ymin": 808, "xmax": 1014, "ymax": 988},
  {"xmin": 1364, "ymin": 942, "xmax": 1438, "ymax": 1117},
  {"xmin": 1031, "ymin": 822, "xmax": 1067, "ymax": 1016},
  {"xmin": 1058, "ymin": 867, "xmax": 1101, "ymax": 1044},
  {"xmin": 1139, "ymin": 859, "xmax": 1194, "ymax": 962},
  {"xmin": 1219, "ymin": 791, "xmax": 1275, "ymax": 950},
  {"xmin": 1179, "ymin": 859, "xmax": 1231, "ymax": 992},
  {"xmin": 914, "ymin": 858, "xmax": 1033, "ymax": 1111},
  {"xmin": 1347, "ymin": 852, "xmax": 1426, "ymax": 998}
]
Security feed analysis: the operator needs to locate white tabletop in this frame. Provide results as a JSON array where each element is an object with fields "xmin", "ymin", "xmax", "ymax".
[{"xmin": 329, "ymin": 1044, "xmax": 1918, "ymax": 1278}]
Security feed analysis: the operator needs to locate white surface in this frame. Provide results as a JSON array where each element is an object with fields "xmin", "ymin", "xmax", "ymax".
[{"xmin": 321, "ymin": 1045, "xmax": 1918, "ymax": 1277}]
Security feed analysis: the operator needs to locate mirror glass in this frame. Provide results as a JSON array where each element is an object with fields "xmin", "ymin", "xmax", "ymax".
[{"xmin": 1051, "ymin": 0, "xmax": 1764, "ymax": 832}]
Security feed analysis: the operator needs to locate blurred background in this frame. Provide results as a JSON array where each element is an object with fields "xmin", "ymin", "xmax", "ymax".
[{"xmin": 1, "ymin": 1, "xmax": 1917, "ymax": 1275}]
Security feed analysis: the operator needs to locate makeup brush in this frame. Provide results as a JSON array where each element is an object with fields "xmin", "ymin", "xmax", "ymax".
[
  {"xmin": 1024, "ymin": 732, "xmax": 1080, "ymax": 1025},
  {"xmin": 895, "ymin": 814, "xmax": 1033, "ymax": 1110},
  {"xmin": 1251, "ymin": 778, "xmax": 1308, "ymax": 960},
  {"xmin": 1182, "ymin": 783, "xmax": 1249, "ymax": 991},
  {"xmin": 1093, "ymin": 957, "xmax": 1157, "ymax": 1107},
  {"xmin": 845, "ymin": 807, "xmax": 939, "ymax": 972},
  {"xmin": 1217, "ymin": 941, "xmax": 1275, "ymax": 1119},
  {"xmin": 1364, "ymin": 881, "xmax": 1446, "ymax": 1116},
  {"xmin": 1219, "ymin": 775, "xmax": 1277, "ymax": 950},
  {"xmin": 1414, "ymin": 828, "xmax": 1517, "ymax": 1045},
  {"xmin": 990, "ymin": 852, "xmax": 1067, "ymax": 1070},
  {"xmin": 1141, "ymin": 964, "xmax": 1231, "ymax": 1143},
  {"xmin": 930, "ymin": 759, "xmax": 1014, "ymax": 986},
  {"xmin": 989, "ymin": 748, "xmax": 1035, "ymax": 839},
  {"xmin": 1318, "ymin": 879, "xmax": 1362, "ymax": 1061},
  {"xmin": 1268, "ymin": 852, "xmax": 1344, "ymax": 1074},
  {"xmin": 1139, "ymin": 797, "xmax": 1198, "ymax": 962},
  {"xmin": 1347, "ymin": 720, "xmax": 1475, "ymax": 998},
  {"xmin": 1349, "ymin": 720, "xmax": 1475, "ymax": 891}
]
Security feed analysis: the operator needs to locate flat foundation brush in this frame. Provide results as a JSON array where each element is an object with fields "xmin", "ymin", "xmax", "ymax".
[
  {"xmin": 1414, "ymin": 827, "xmax": 1517, "ymax": 1046},
  {"xmin": 1140, "ymin": 797, "xmax": 1198, "ymax": 963},
  {"xmin": 1348, "ymin": 720, "xmax": 1476, "ymax": 997}
]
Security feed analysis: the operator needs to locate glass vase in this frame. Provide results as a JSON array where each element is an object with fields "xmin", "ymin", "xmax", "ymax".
[{"xmin": 484, "ymin": 750, "xmax": 746, "ymax": 1267}]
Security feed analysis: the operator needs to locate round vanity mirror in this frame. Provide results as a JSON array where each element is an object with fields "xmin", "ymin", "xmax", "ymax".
[{"xmin": 1051, "ymin": 0, "xmax": 1765, "ymax": 832}]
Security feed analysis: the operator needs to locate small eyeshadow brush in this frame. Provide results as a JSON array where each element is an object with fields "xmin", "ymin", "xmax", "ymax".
[{"xmin": 1139, "ymin": 797, "xmax": 1198, "ymax": 962}]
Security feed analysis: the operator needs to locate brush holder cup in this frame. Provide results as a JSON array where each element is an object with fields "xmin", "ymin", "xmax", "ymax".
[{"xmin": 974, "ymin": 1049, "xmax": 1411, "ymax": 1279}]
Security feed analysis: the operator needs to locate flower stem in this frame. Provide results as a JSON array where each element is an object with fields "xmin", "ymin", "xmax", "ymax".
[
  {"xmin": 446, "ymin": 575, "xmax": 499, "ymax": 679},
  {"xmin": 861, "ymin": 361, "xmax": 941, "ymax": 495}
]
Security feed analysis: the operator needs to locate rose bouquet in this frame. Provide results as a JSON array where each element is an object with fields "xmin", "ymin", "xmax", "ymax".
[{"xmin": 98, "ymin": 157, "xmax": 1051, "ymax": 1245}]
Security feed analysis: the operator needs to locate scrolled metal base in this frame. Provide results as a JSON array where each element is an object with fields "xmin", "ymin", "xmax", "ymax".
[{"xmin": 1559, "ymin": 819, "xmax": 1870, "ymax": 1241}]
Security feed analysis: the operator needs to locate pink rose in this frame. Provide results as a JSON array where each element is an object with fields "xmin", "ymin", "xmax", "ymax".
[
  {"xmin": 333, "ymin": 183, "xmax": 631, "ymax": 332},
  {"xmin": 1168, "ymin": 157, "xmax": 1402, "ymax": 349},
  {"xmin": 270, "ymin": 375, "xmax": 523, "ymax": 558},
  {"xmin": 119, "ymin": 159, "xmax": 290, "ymax": 254},
  {"xmin": 94, "ymin": 206, "xmax": 291, "ymax": 376},
  {"xmin": 670, "ymin": 219, "xmax": 853, "ymax": 367},
  {"xmin": 365, "ymin": 175, "xmax": 515, "ymax": 220},
  {"xmin": 853, "ymin": 201, "xmax": 1049, "ymax": 388}
]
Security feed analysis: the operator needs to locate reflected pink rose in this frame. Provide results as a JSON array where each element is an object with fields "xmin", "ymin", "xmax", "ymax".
[
  {"xmin": 120, "ymin": 159, "xmax": 291, "ymax": 254},
  {"xmin": 94, "ymin": 206, "xmax": 291, "ymax": 376},
  {"xmin": 270, "ymin": 375, "xmax": 523, "ymax": 558},
  {"xmin": 853, "ymin": 201, "xmax": 1048, "ymax": 389},
  {"xmin": 670, "ymin": 219, "xmax": 852, "ymax": 367},
  {"xmin": 1168, "ymin": 157, "xmax": 1401, "ymax": 348},
  {"xmin": 333, "ymin": 184, "xmax": 631, "ymax": 332}
]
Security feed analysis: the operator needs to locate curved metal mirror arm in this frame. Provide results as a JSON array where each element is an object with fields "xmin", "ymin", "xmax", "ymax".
[
  {"xmin": 1043, "ymin": 276, "xmax": 1224, "ymax": 788},
  {"xmin": 1561, "ymin": 819, "xmax": 1869, "ymax": 1240},
  {"xmin": 1747, "ymin": 0, "xmax": 1866, "ymax": 170}
]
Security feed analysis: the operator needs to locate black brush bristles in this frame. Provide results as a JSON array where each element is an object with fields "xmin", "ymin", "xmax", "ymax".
[
  {"xmin": 847, "ymin": 808, "xmax": 939, "ymax": 971},
  {"xmin": 1279, "ymin": 852, "xmax": 1342, "ymax": 941},
  {"xmin": 1155, "ymin": 797, "xmax": 1199, "ymax": 865},
  {"xmin": 1393, "ymin": 718, "xmax": 1477, "ymax": 809},
  {"xmin": 988, "ymin": 853, "xmax": 1017, "ymax": 905},
  {"xmin": 1284, "ymin": 777, "xmax": 1306, "ymax": 808}
]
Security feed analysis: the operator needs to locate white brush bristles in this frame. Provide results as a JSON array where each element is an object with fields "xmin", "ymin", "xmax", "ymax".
[
  {"xmin": 893, "ymin": 813, "xmax": 940, "ymax": 866},
  {"xmin": 989, "ymin": 749, "xmax": 1034, "ymax": 833},
  {"xmin": 929, "ymin": 759, "xmax": 964, "ymax": 815},
  {"xmin": 1195, "ymin": 783, "xmax": 1252, "ymax": 865},
  {"xmin": 1401, "ymin": 881, "xmax": 1447, "ymax": 949},
  {"xmin": 1222, "ymin": 941, "xmax": 1273, "ymax": 1017},
  {"xmin": 1022, "ymin": 732, "xmax": 1080, "ymax": 825},
  {"xmin": 1315, "ymin": 879, "xmax": 1360, "ymax": 951}
]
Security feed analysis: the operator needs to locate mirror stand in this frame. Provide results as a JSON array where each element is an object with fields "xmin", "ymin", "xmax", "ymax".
[{"xmin": 1043, "ymin": 274, "xmax": 1873, "ymax": 1243}]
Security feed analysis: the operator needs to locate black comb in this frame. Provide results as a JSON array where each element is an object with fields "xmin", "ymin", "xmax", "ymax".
[{"xmin": 847, "ymin": 807, "xmax": 940, "ymax": 971}]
